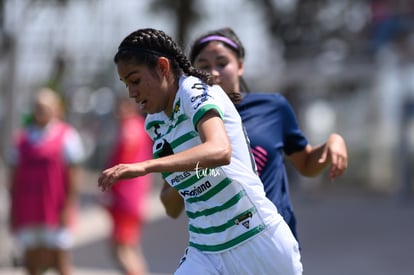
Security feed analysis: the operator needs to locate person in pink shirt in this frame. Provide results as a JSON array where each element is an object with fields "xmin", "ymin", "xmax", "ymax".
[
  {"xmin": 7, "ymin": 87, "xmax": 85, "ymax": 275},
  {"xmin": 101, "ymin": 96, "xmax": 153, "ymax": 275}
]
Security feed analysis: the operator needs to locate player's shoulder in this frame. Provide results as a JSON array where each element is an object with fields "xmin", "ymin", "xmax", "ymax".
[
  {"xmin": 179, "ymin": 75, "xmax": 223, "ymax": 98},
  {"xmin": 179, "ymin": 75, "xmax": 207, "ymax": 94},
  {"xmin": 179, "ymin": 75, "xmax": 227, "ymax": 110}
]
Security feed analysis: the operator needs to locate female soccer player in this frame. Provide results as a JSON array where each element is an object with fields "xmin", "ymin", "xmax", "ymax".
[{"xmin": 98, "ymin": 28, "xmax": 303, "ymax": 274}]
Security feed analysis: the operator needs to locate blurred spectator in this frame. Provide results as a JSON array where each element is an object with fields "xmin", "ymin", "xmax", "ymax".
[
  {"xmin": 100, "ymin": 96, "xmax": 153, "ymax": 275},
  {"xmin": 6, "ymin": 87, "xmax": 85, "ymax": 275},
  {"xmin": 371, "ymin": 8, "xmax": 414, "ymax": 191},
  {"xmin": 369, "ymin": 0, "xmax": 414, "ymax": 53}
]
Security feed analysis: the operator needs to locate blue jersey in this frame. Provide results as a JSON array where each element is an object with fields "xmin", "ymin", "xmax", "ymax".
[{"xmin": 236, "ymin": 93, "xmax": 308, "ymax": 240}]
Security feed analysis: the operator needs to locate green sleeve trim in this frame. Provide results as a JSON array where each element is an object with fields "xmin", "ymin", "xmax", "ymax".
[{"xmin": 192, "ymin": 104, "xmax": 224, "ymax": 129}]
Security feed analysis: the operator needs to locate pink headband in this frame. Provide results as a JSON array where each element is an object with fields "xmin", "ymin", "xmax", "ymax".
[{"xmin": 198, "ymin": 35, "xmax": 238, "ymax": 49}]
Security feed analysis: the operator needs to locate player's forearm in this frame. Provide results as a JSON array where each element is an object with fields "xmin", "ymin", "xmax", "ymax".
[
  {"xmin": 144, "ymin": 141, "xmax": 231, "ymax": 174},
  {"xmin": 290, "ymin": 144, "xmax": 329, "ymax": 177},
  {"xmin": 301, "ymin": 145, "xmax": 330, "ymax": 176}
]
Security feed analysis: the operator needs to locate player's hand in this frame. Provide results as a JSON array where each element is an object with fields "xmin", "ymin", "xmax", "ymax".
[
  {"xmin": 319, "ymin": 133, "xmax": 348, "ymax": 181},
  {"xmin": 98, "ymin": 163, "xmax": 147, "ymax": 192}
]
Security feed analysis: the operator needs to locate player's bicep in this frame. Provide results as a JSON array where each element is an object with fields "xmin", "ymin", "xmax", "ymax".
[{"xmin": 196, "ymin": 109, "xmax": 228, "ymax": 144}]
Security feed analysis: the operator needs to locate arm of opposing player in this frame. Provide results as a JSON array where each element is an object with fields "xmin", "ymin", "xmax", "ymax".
[{"xmin": 289, "ymin": 133, "xmax": 348, "ymax": 181}]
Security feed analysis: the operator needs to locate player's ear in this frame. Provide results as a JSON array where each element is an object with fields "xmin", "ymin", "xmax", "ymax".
[
  {"xmin": 237, "ymin": 60, "xmax": 244, "ymax": 77},
  {"xmin": 157, "ymin": 57, "xmax": 170, "ymax": 78}
]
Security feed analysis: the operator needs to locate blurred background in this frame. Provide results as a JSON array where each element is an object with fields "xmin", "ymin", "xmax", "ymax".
[{"xmin": 0, "ymin": 0, "xmax": 414, "ymax": 274}]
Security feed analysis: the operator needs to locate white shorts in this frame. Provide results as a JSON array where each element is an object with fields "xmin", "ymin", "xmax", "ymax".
[
  {"xmin": 15, "ymin": 226, "xmax": 73, "ymax": 250},
  {"xmin": 175, "ymin": 221, "xmax": 303, "ymax": 275}
]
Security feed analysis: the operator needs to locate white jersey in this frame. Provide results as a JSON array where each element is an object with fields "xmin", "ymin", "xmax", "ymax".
[{"xmin": 145, "ymin": 76, "xmax": 283, "ymax": 253}]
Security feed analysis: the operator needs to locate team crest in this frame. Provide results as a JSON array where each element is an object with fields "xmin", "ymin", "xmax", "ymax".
[
  {"xmin": 174, "ymin": 100, "xmax": 180, "ymax": 113},
  {"xmin": 234, "ymin": 211, "xmax": 253, "ymax": 229}
]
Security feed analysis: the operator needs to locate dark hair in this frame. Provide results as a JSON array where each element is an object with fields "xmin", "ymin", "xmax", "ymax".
[
  {"xmin": 114, "ymin": 28, "xmax": 213, "ymax": 85},
  {"xmin": 189, "ymin": 27, "xmax": 249, "ymax": 93}
]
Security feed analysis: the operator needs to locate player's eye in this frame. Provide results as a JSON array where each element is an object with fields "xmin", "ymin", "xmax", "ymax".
[{"xmin": 218, "ymin": 61, "xmax": 228, "ymax": 69}]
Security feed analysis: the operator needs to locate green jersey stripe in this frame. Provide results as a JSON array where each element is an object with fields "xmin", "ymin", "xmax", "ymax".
[
  {"xmin": 186, "ymin": 190, "xmax": 246, "ymax": 219},
  {"xmin": 192, "ymin": 104, "xmax": 224, "ymax": 128},
  {"xmin": 153, "ymin": 130, "xmax": 198, "ymax": 170},
  {"xmin": 163, "ymin": 114, "xmax": 188, "ymax": 138},
  {"xmin": 189, "ymin": 224, "xmax": 266, "ymax": 252},
  {"xmin": 171, "ymin": 131, "xmax": 198, "ymax": 148},
  {"xmin": 152, "ymin": 113, "xmax": 189, "ymax": 142},
  {"xmin": 189, "ymin": 207, "xmax": 257, "ymax": 234},
  {"xmin": 186, "ymin": 177, "xmax": 231, "ymax": 203},
  {"xmin": 174, "ymin": 174, "xmax": 204, "ymax": 190}
]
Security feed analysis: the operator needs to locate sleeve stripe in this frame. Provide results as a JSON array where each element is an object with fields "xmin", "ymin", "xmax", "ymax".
[{"xmin": 192, "ymin": 104, "xmax": 224, "ymax": 129}]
